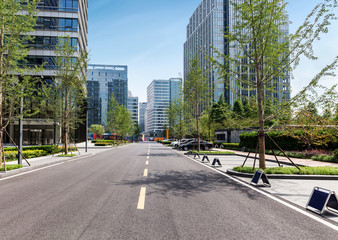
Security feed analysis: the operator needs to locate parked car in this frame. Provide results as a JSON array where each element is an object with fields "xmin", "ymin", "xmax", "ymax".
[
  {"xmin": 179, "ymin": 140, "xmax": 213, "ymax": 151},
  {"xmin": 172, "ymin": 139, "xmax": 192, "ymax": 148}
]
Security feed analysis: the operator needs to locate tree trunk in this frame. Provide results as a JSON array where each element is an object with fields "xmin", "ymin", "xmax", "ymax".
[
  {"xmin": 0, "ymin": 129, "xmax": 3, "ymax": 168},
  {"xmin": 257, "ymin": 84, "xmax": 266, "ymax": 169},
  {"xmin": 63, "ymin": 123, "xmax": 68, "ymax": 155},
  {"xmin": 197, "ymin": 116, "xmax": 200, "ymax": 152},
  {"xmin": 0, "ymin": 16, "xmax": 4, "ymax": 168}
]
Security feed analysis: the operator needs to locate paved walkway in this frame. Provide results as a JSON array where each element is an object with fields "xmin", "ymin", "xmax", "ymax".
[
  {"xmin": 213, "ymin": 147, "xmax": 338, "ymax": 167},
  {"xmin": 180, "ymin": 149, "xmax": 338, "ymax": 223},
  {"xmin": 0, "ymin": 141, "xmax": 122, "ymax": 177}
]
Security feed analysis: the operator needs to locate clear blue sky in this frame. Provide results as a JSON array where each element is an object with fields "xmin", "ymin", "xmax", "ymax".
[{"xmin": 88, "ymin": 0, "xmax": 338, "ymax": 102}]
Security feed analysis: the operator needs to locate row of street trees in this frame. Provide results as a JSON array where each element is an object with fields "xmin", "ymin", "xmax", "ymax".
[
  {"xmin": 169, "ymin": 0, "xmax": 337, "ymax": 169},
  {"xmin": 0, "ymin": 0, "xmax": 88, "ymax": 165}
]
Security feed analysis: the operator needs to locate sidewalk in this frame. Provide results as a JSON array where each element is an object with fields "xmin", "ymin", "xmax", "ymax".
[
  {"xmin": 0, "ymin": 142, "xmax": 119, "ymax": 178},
  {"xmin": 180, "ymin": 148, "xmax": 338, "ymax": 223},
  {"xmin": 213, "ymin": 147, "xmax": 338, "ymax": 167}
]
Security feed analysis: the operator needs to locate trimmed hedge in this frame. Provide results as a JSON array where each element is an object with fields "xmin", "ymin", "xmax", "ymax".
[
  {"xmin": 4, "ymin": 145, "xmax": 78, "ymax": 154},
  {"xmin": 94, "ymin": 142, "xmax": 112, "ymax": 146},
  {"xmin": 239, "ymin": 131, "xmax": 304, "ymax": 151},
  {"xmin": 4, "ymin": 150, "xmax": 47, "ymax": 161},
  {"xmin": 239, "ymin": 131, "xmax": 337, "ymax": 151},
  {"xmin": 233, "ymin": 166, "xmax": 338, "ymax": 175}
]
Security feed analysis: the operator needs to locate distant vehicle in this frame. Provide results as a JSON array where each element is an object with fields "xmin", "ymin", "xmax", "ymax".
[{"xmin": 179, "ymin": 140, "xmax": 213, "ymax": 151}]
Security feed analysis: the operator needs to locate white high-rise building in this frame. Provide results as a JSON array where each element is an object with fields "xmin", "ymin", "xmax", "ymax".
[{"xmin": 145, "ymin": 78, "xmax": 182, "ymax": 136}]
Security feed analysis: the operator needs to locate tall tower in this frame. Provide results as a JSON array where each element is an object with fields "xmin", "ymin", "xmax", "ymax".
[{"xmin": 184, "ymin": 0, "xmax": 290, "ymax": 105}]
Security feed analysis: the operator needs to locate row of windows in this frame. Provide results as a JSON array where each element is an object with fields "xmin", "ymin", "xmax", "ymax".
[
  {"xmin": 24, "ymin": 56, "xmax": 76, "ymax": 69},
  {"xmin": 35, "ymin": 17, "xmax": 78, "ymax": 32},
  {"xmin": 27, "ymin": 36, "xmax": 78, "ymax": 50},
  {"xmin": 37, "ymin": 0, "xmax": 78, "ymax": 12}
]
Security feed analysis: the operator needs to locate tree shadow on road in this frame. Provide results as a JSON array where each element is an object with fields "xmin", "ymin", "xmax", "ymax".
[{"xmin": 118, "ymin": 170, "xmax": 265, "ymax": 201}]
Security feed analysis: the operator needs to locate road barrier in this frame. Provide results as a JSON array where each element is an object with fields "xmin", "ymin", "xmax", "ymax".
[
  {"xmin": 211, "ymin": 158, "xmax": 222, "ymax": 166},
  {"xmin": 306, "ymin": 187, "xmax": 338, "ymax": 215},
  {"xmin": 202, "ymin": 154, "xmax": 209, "ymax": 162},
  {"xmin": 250, "ymin": 170, "xmax": 271, "ymax": 187}
]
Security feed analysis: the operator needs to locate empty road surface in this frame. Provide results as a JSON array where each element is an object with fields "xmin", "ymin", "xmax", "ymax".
[{"xmin": 0, "ymin": 142, "xmax": 337, "ymax": 239}]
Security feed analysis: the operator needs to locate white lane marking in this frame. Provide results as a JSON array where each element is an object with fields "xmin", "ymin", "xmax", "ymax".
[
  {"xmin": 147, "ymin": 156, "xmax": 149, "ymax": 159},
  {"xmin": 177, "ymin": 150, "xmax": 338, "ymax": 232},
  {"xmin": 143, "ymin": 169, "xmax": 148, "ymax": 177},
  {"xmin": 137, "ymin": 187, "xmax": 147, "ymax": 210},
  {"xmin": 146, "ymin": 161, "xmax": 149, "ymax": 165},
  {"xmin": 0, "ymin": 162, "xmax": 64, "ymax": 182}
]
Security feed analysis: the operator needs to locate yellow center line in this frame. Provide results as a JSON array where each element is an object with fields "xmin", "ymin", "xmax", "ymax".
[
  {"xmin": 146, "ymin": 161, "xmax": 149, "ymax": 165},
  {"xmin": 137, "ymin": 187, "xmax": 147, "ymax": 210},
  {"xmin": 143, "ymin": 169, "xmax": 148, "ymax": 177}
]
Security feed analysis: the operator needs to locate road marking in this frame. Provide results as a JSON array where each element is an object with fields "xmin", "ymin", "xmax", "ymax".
[
  {"xmin": 147, "ymin": 156, "xmax": 149, "ymax": 159},
  {"xmin": 137, "ymin": 187, "xmax": 147, "ymax": 210},
  {"xmin": 177, "ymin": 150, "xmax": 338, "ymax": 232},
  {"xmin": 0, "ymin": 162, "xmax": 64, "ymax": 182},
  {"xmin": 143, "ymin": 169, "xmax": 148, "ymax": 177},
  {"xmin": 146, "ymin": 161, "xmax": 149, "ymax": 165}
]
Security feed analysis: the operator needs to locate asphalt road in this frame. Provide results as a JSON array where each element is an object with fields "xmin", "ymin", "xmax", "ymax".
[{"xmin": 0, "ymin": 142, "xmax": 337, "ymax": 240}]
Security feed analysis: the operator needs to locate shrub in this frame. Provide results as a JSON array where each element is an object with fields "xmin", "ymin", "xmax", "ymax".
[{"xmin": 311, "ymin": 154, "xmax": 338, "ymax": 163}]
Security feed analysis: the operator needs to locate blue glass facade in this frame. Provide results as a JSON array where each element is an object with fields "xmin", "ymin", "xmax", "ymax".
[
  {"xmin": 184, "ymin": 0, "xmax": 290, "ymax": 105},
  {"xmin": 87, "ymin": 64, "xmax": 128, "ymax": 127}
]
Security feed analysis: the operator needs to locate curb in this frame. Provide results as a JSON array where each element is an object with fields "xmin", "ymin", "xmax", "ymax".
[
  {"xmin": 0, "ymin": 153, "xmax": 94, "ymax": 179},
  {"xmin": 226, "ymin": 169, "xmax": 338, "ymax": 180}
]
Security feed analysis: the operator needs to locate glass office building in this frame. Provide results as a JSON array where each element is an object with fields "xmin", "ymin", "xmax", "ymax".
[
  {"xmin": 87, "ymin": 64, "xmax": 128, "ymax": 127},
  {"xmin": 145, "ymin": 78, "xmax": 182, "ymax": 136},
  {"xmin": 5, "ymin": 0, "xmax": 88, "ymax": 145},
  {"xmin": 184, "ymin": 0, "xmax": 290, "ymax": 105}
]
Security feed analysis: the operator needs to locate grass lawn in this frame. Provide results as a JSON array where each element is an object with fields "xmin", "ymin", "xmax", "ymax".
[
  {"xmin": 233, "ymin": 166, "xmax": 338, "ymax": 175},
  {"xmin": 0, "ymin": 164, "xmax": 23, "ymax": 171}
]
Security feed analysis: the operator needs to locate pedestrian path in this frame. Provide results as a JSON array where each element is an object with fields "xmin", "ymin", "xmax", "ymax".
[
  {"xmin": 213, "ymin": 148, "xmax": 338, "ymax": 167},
  {"xmin": 0, "ymin": 142, "xmax": 124, "ymax": 178},
  {"xmin": 178, "ymin": 148, "xmax": 338, "ymax": 224}
]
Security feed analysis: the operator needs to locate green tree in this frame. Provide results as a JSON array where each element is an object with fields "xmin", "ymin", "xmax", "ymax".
[
  {"xmin": 166, "ymin": 96, "xmax": 188, "ymax": 140},
  {"xmin": 133, "ymin": 123, "xmax": 141, "ymax": 141},
  {"xmin": 105, "ymin": 94, "xmax": 119, "ymax": 134},
  {"xmin": 212, "ymin": 0, "xmax": 338, "ymax": 168},
  {"xmin": 116, "ymin": 105, "xmax": 133, "ymax": 143},
  {"xmin": 210, "ymin": 94, "xmax": 228, "ymax": 124},
  {"xmin": 43, "ymin": 36, "xmax": 88, "ymax": 154},
  {"xmin": 184, "ymin": 57, "xmax": 210, "ymax": 151},
  {"xmin": 0, "ymin": 0, "xmax": 40, "ymax": 167},
  {"xmin": 90, "ymin": 124, "xmax": 105, "ymax": 139},
  {"xmin": 233, "ymin": 99, "xmax": 244, "ymax": 118}
]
